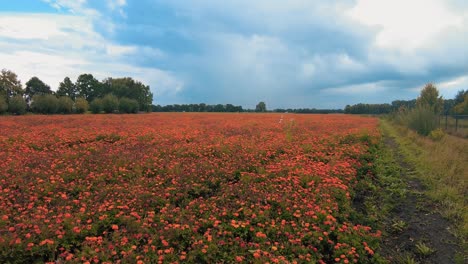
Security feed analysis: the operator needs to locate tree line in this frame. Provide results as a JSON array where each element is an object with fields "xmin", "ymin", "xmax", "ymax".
[
  {"xmin": 152, "ymin": 103, "xmax": 244, "ymax": 113},
  {"xmin": 0, "ymin": 69, "xmax": 153, "ymax": 115},
  {"xmin": 392, "ymin": 84, "xmax": 450, "ymax": 136},
  {"xmin": 272, "ymin": 108, "xmax": 344, "ymax": 114},
  {"xmin": 152, "ymin": 101, "xmax": 344, "ymax": 114},
  {"xmin": 344, "ymin": 86, "xmax": 467, "ymax": 115},
  {"xmin": 152, "ymin": 101, "xmax": 264, "ymax": 113}
]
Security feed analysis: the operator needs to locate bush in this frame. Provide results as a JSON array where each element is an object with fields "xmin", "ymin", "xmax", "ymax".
[
  {"xmin": 57, "ymin": 96, "xmax": 74, "ymax": 114},
  {"xmin": 102, "ymin": 94, "xmax": 119, "ymax": 113},
  {"xmin": 0, "ymin": 96, "xmax": 7, "ymax": 114},
  {"xmin": 31, "ymin": 94, "xmax": 59, "ymax": 114},
  {"xmin": 454, "ymin": 94, "xmax": 468, "ymax": 114},
  {"xmin": 405, "ymin": 105, "xmax": 438, "ymax": 136},
  {"xmin": 74, "ymin": 97, "xmax": 89, "ymax": 114},
  {"xmin": 8, "ymin": 95, "xmax": 27, "ymax": 115},
  {"xmin": 119, "ymin": 97, "xmax": 139, "ymax": 113},
  {"xmin": 429, "ymin": 128, "xmax": 445, "ymax": 141},
  {"xmin": 90, "ymin": 98, "xmax": 103, "ymax": 114}
]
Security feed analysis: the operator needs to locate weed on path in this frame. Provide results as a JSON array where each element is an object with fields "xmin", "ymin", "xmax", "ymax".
[{"xmin": 380, "ymin": 136, "xmax": 463, "ymax": 264}]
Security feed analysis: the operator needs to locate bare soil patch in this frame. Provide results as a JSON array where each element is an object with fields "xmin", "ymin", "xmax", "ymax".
[{"xmin": 381, "ymin": 136, "xmax": 462, "ymax": 263}]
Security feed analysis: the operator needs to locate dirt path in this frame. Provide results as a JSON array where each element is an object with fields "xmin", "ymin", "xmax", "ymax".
[{"xmin": 380, "ymin": 136, "xmax": 462, "ymax": 263}]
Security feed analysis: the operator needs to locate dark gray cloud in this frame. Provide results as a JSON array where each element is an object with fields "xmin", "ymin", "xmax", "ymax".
[{"xmin": 3, "ymin": 0, "xmax": 468, "ymax": 108}]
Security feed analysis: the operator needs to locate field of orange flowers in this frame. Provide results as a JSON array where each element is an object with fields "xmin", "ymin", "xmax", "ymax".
[{"xmin": 0, "ymin": 113, "xmax": 382, "ymax": 263}]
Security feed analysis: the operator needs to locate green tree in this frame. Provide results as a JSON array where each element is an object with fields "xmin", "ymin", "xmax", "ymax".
[
  {"xmin": 76, "ymin": 74, "xmax": 101, "ymax": 101},
  {"xmin": 25, "ymin": 77, "xmax": 52, "ymax": 104},
  {"xmin": 57, "ymin": 96, "xmax": 74, "ymax": 114},
  {"xmin": 74, "ymin": 97, "xmax": 89, "ymax": 114},
  {"xmin": 119, "ymin": 97, "xmax": 139, "ymax": 113},
  {"xmin": 454, "ymin": 94, "xmax": 468, "ymax": 114},
  {"xmin": 8, "ymin": 95, "xmax": 27, "ymax": 115},
  {"xmin": 31, "ymin": 94, "xmax": 59, "ymax": 114},
  {"xmin": 0, "ymin": 95, "xmax": 7, "ymax": 114},
  {"xmin": 416, "ymin": 83, "xmax": 444, "ymax": 114},
  {"xmin": 102, "ymin": 77, "xmax": 153, "ymax": 111},
  {"xmin": 255, "ymin": 101, "xmax": 267, "ymax": 112},
  {"xmin": 213, "ymin": 104, "xmax": 225, "ymax": 112},
  {"xmin": 0, "ymin": 69, "xmax": 23, "ymax": 100},
  {"xmin": 56, "ymin": 77, "xmax": 78, "ymax": 100},
  {"xmin": 405, "ymin": 105, "xmax": 438, "ymax": 136},
  {"xmin": 90, "ymin": 98, "xmax": 103, "ymax": 114},
  {"xmin": 454, "ymin": 89, "xmax": 467, "ymax": 105},
  {"xmin": 101, "ymin": 94, "xmax": 119, "ymax": 113}
]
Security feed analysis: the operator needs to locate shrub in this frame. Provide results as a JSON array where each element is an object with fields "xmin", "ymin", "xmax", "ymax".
[
  {"xmin": 416, "ymin": 83, "xmax": 444, "ymax": 114},
  {"xmin": 0, "ymin": 96, "xmax": 7, "ymax": 114},
  {"xmin": 90, "ymin": 98, "xmax": 103, "ymax": 114},
  {"xmin": 429, "ymin": 128, "xmax": 445, "ymax": 141},
  {"xmin": 57, "ymin": 96, "xmax": 74, "ymax": 114},
  {"xmin": 404, "ymin": 105, "xmax": 438, "ymax": 136},
  {"xmin": 454, "ymin": 94, "xmax": 468, "ymax": 114},
  {"xmin": 392, "ymin": 106, "xmax": 409, "ymax": 126},
  {"xmin": 31, "ymin": 94, "xmax": 59, "ymax": 114},
  {"xmin": 8, "ymin": 95, "xmax": 27, "ymax": 115},
  {"xmin": 74, "ymin": 97, "xmax": 89, "ymax": 114},
  {"xmin": 102, "ymin": 94, "xmax": 119, "ymax": 113},
  {"xmin": 119, "ymin": 97, "xmax": 139, "ymax": 113}
]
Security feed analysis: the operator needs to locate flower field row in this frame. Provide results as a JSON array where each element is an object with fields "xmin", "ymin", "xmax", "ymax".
[{"xmin": 0, "ymin": 113, "xmax": 381, "ymax": 263}]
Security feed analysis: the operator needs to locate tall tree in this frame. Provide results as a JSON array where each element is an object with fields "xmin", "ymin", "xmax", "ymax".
[
  {"xmin": 0, "ymin": 96, "xmax": 7, "ymax": 114},
  {"xmin": 0, "ymin": 69, "xmax": 23, "ymax": 100},
  {"xmin": 102, "ymin": 77, "xmax": 153, "ymax": 111},
  {"xmin": 454, "ymin": 93, "xmax": 468, "ymax": 114},
  {"xmin": 31, "ymin": 94, "xmax": 58, "ymax": 114},
  {"xmin": 454, "ymin": 89, "xmax": 467, "ymax": 104},
  {"xmin": 56, "ymin": 77, "xmax": 78, "ymax": 100},
  {"xmin": 214, "ymin": 104, "xmax": 225, "ymax": 112},
  {"xmin": 391, "ymin": 99, "xmax": 417, "ymax": 110},
  {"xmin": 416, "ymin": 83, "xmax": 444, "ymax": 114},
  {"xmin": 57, "ymin": 96, "xmax": 74, "ymax": 114},
  {"xmin": 101, "ymin": 94, "xmax": 119, "ymax": 113},
  {"xmin": 8, "ymin": 95, "xmax": 27, "ymax": 115},
  {"xmin": 74, "ymin": 97, "xmax": 89, "ymax": 114},
  {"xmin": 76, "ymin": 74, "xmax": 101, "ymax": 101},
  {"xmin": 25, "ymin": 77, "xmax": 52, "ymax": 104},
  {"xmin": 255, "ymin": 101, "xmax": 267, "ymax": 112}
]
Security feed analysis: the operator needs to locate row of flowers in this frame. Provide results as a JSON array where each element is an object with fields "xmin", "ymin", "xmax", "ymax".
[{"xmin": 0, "ymin": 113, "xmax": 380, "ymax": 263}]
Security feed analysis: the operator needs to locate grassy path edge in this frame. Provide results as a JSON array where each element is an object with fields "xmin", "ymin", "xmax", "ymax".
[{"xmin": 376, "ymin": 119, "xmax": 466, "ymax": 263}]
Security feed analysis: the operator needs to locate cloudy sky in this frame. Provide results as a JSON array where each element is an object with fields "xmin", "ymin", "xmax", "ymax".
[{"xmin": 1, "ymin": 0, "xmax": 467, "ymax": 108}]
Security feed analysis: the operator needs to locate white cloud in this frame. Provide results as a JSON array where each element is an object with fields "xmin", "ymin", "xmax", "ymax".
[
  {"xmin": 221, "ymin": 34, "xmax": 289, "ymax": 75},
  {"xmin": 107, "ymin": 0, "xmax": 127, "ymax": 17},
  {"xmin": 4, "ymin": 0, "xmax": 465, "ymax": 107},
  {"xmin": 407, "ymin": 77, "xmax": 468, "ymax": 99},
  {"xmin": 0, "ymin": 15, "xmax": 67, "ymax": 40},
  {"xmin": 322, "ymin": 82, "xmax": 387, "ymax": 95},
  {"xmin": 86, "ymin": 63, "xmax": 183, "ymax": 97},
  {"xmin": 300, "ymin": 63, "xmax": 315, "ymax": 79},
  {"xmin": 106, "ymin": 44, "xmax": 136, "ymax": 56},
  {"xmin": 0, "ymin": 13, "xmax": 182, "ymax": 99},
  {"xmin": 298, "ymin": 53, "xmax": 367, "ymax": 84},
  {"xmin": 167, "ymin": 0, "xmax": 354, "ymax": 34},
  {"xmin": 202, "ymin": 33, "xmax": 295, "ymax": 88},
  {"xmin": 42, "ymin": 0, "xmax": 97, "ymax": 16},
  {"xmin": 107, "ymin": 0, "xmax": 126, "ymax": 9},
  {"xmin": 438, "ymin": 75, "xmax": 468, "ymax": 97},
  {"xmin": 0, "ymin": 51, "xmax": 87, "ymax": 87},
  {"xmin": 348, "ymin": 0, "xmax": 464, "ymax": 51}
]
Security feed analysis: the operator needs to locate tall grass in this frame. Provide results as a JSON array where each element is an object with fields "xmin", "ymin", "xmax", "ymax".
[
  {"xmin": 393, "ymin": 105, "xmax": 438, "ymax": 136},
  {"xmin": 380, "ymin": 120, "xmax": 468, "ymax": 250}
]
